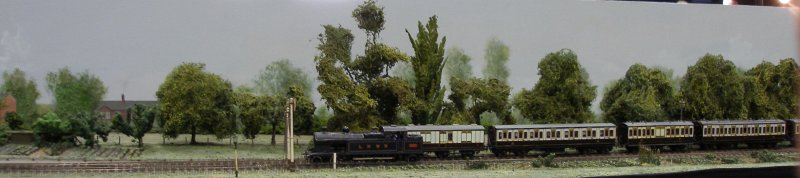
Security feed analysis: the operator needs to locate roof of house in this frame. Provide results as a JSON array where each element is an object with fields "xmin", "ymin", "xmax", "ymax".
[{"xmin": 96, "ymin": 100, "xmax": 158, "ymax": 111}]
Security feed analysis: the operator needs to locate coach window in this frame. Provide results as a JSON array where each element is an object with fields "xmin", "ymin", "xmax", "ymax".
[{"xmin": 523, "ymin": 131, "xmax": 528, "ymax": 139}]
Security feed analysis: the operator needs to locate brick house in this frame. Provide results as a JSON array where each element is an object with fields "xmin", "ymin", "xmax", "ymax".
[
  {"xmin": 0, "ymin": 93, "xmax": 16, "ymax": 122},
  {"xmin": 95, "ymin": 95, "xmax": 157, "ymax": 121}
]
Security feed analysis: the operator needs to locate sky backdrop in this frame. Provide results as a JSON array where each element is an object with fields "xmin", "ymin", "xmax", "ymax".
[{"xmin": 0, "ymin": 0, "xmax": 796, "ymax": 113}]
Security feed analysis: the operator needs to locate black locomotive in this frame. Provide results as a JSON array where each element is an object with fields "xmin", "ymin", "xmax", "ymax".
[{"xmin": 305, "ymin": 126, "xmax": 424, "ymax": 162}]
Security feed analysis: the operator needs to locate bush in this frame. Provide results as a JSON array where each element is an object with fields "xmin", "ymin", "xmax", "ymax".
[
  {"xmin": 0, "ymin": 123, "xmax": 8, "ymax": 145},
  {"xmin": 703, "ymin": 154, "xmax": 718, "ymax": 161},
  {"xmin": 751, "ymin": 150, "xmax": 789, "ymax": 163},
  {"xmin": 720, "ymin": 157, "xmax": 741, "ymax": 164},
  {"xmin": 531, "ymin": 153, "xmax": 557, "ymax": 168},
  {"xmin": 637, "ymin": 147, "xmax": 660, "ymax": 165},
  {"xmin": 465, "ymin": 161, "xmax": 489, "ymax": 170},
  {"xmin": 32, "ymin": 112, "xmax": 72, "ymax": 146},
  {"xmin": 4, "ymin": 112, "xmax": 22, "ymax": 130}
]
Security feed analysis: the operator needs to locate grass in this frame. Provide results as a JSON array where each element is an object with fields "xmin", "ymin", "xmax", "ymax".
[
  {"xmin": 0, "ymin": 133, "xmax": 312, "ymax": 161},
  {"xmin": 1, "ymin": 162, "xmax": 795, "ymax": 178}
]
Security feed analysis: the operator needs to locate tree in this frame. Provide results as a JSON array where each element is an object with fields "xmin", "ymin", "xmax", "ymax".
[
  {"xmin": 68, "ymin": 111, "xmax": 110, "ymax": 147},
  {"xmin": 4, "ymin": 112, "xmax": 22, "ymax": 130},
  {"xmin": 0, "ymin": 122, "xmax": 7, "ymax": 145},
  {"xmin": 263, "ymin": 96, "xmax": 283, "ymax": 145},
  {"xmin": 32, "ymin": 112, "xmax": 71, "ymax": 146},
  {"xmin": 253, "ymin": 59, "xmax": 313, "ymax": 97},
  {"xmin": 444, "ymin": 78, "xmax": 513, "ymax": 125},
  {"xmin": 744, "ymin": 61, "xmax": 777, "ymax": 119},
  {"xmin": 483, "ymin": 37, "xmax": 510, "ymax": 83},
  {"xmin": 773, "ymin": 58, "xmax": 798, "ymax": 119},
  {"xmin": 312, "ymin": 105, "xmax": 333, "ymax": 131},
  {"xmin": 315, "ymin": 1, "xmax": 414, "ymax": 131},
  {"xmin": 46, "ymin": 68, "xmax": 106, "ymax": 117},
  {"xmin": 157, "ymin": 63, "xmax": 237, "ymax": 144},
  {"xmin": 407, "ymin": 15, "xmax": 447, "ymax": 125},
  {"xmin": 513, "ymin": 49, "xmax": 596, "ymax": 123},
  {"xmin": 112, "ymin": 104, "xmax": 156, "ymax": 147},
  {"xmin": 679, "ymin": 54, "xmax": 746, "ymax": 120},
  {"xmin": 444, "ymin": 47, "xmax": 473, "ymax": 82},
  {"xmin": 743, "ymin": 58, "xmax": 799, "ymax": 119},
  {"xmin": 352, "ymin": 0, "xmax": 385, "ymax": 44},
  {"xmin": 600, "ymin": 64, "xmax": 675, "ymax": 124},
  {"xmin": 288, "ymin": 86, "xmax": 316, "ymax": 135},
  {"xmin": 2, "ymin": 68, "xmax": 40, "ymax": 126}
]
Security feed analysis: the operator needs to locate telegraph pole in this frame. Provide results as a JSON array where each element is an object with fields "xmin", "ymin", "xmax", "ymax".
[{"xmin": 284, "ymin": 98, "xmax": 296, "ymax": 164}]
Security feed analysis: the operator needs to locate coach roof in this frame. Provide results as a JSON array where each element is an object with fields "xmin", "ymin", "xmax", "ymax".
[
  {"xmin": 624, "ymin": 121, "xmax": 694, "ymax": 127},
  {"xmin": 698, "ymin": 119, "xmax": 785, "ymax": 125},
  {"xmin": 493, "ymin": 123, "xmax": 615, "ymax": 130},
  {"xmin": 401, "ymin": 124, "xmax": 485, "ymax": 131}
]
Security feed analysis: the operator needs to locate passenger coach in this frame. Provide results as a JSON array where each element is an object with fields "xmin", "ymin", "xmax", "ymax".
[
  {"xmin": 403, "ymin": 124, "xmax": 485, "ymax": 158},
  {"xmin": 489, "ymin": 123, "xmax": 616, "ymax": 156},
  {"xmin": 619, "ymin": 121, "xmax": 695, "ymax": 151},
  {"xmin": 696, "ymin": 120, "xmax": 786, "ymax": 149}
]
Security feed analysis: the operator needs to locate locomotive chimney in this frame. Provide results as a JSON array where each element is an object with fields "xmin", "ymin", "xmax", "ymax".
[{"xmin": 121, "ymin": 94, "xmax": 126, "ymax": 104}]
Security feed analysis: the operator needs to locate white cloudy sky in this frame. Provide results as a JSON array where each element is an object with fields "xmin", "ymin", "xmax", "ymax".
[{"xmin": 0, "ymin": 0, "xmax": 796, "ymax": 113}]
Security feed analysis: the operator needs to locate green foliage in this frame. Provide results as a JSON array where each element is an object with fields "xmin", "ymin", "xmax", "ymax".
[
  {"xmin": 312, "ymin": 104, "xmax": 333, "ymax": 131},
  {"xmin": 0, "ymin": 122, "xmax": 8, "ymax": 145},
  {"xmin": 600, "ymin": 64, "xmax": 675, "ymax": 123},
  {"xmin": 112, "ymin": 104, "xmax": 157, "ymax": 147},
  {"xmin": 465, "ymin": 161, "xmax": 489, "ymax": 170},
  {"xmin": 392, "ymin": 62, "xmax": 416, "ymax": 88},
  {"xmin": 637, "ymin": 147, "xmax": 660, "ymax": 165},
  {"xmin": 32, "ymin": 112, "xmax": 72, "ymax": 146},
  {"xmin": 720, "ymin": 157, "xmax": 741, "ymax": 164},
  {"xmin": 406, "ymin": 15, "xmax": 447, "ymax": 125},
  {"xmin": 679, "ymin": 54, "xmax": 746, "ymax": 120},
  {"xmin": 253, "ymin": 59, "xmax": 313, "ymax": 97},
  {"xmin": 156, "ymin": 63, "xmax": 237, "ymax": 144},
  {"xmin": 444, "ymin": 47, "xmax": 473, "ymax": 83},
  {"xmin": 32, "ymin": 112, "xmax": 109, "ymax": 148},
  {"xmin": 352, "ymin": 0, "xmax": 385, "ymax": 44},
  {"xmin": 531, "ymin": 153, "xmax": 557, "ymax": 168},
  {"xmin": 68, "ymin": 111, "xmax": 110, "ymax": 147},
  {"xmin": 750, "ymin": 150, "xmax": 791, "ymax": 163},
  {"xmin": 45, "ymin": 67, "xmax": 107, "ymax": 117},
  {"xmin": 442, "ymin": 78, "xmax": 512, "ymax": 125},
  {"xmin": 315, "ymin": 1, "xmax": 414, "ymax": 131},
  {"xmin": 2, "ymin": 68, "xmax": 40, "ymax": 126},
  {"xmin": 513, "ymin": 49, "xmax": 596, "ymax": 123},
  {"xmin": 288, "ymin": 86, "xmax": 317, "ymax": 135},
  {"xmin": 4, "ymin": 112, "xmax": 22, "ymax": 130},
  {"xmin": 743, "ymin": 59, "xmax": 799, "ymax": 119},
  {"xmin": 483, "ymin": 37, "xmax": 510, "ymax": 83}
]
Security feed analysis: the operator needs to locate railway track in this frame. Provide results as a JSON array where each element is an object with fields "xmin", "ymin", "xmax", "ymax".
[{"xmin": 0, "ymin": 148, "xmax": 794, "ymax": 173}]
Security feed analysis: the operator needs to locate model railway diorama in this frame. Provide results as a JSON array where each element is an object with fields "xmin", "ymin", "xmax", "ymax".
[{"xmin": 305, "ymin": 119, "xmax": 800, "ymax": 162}]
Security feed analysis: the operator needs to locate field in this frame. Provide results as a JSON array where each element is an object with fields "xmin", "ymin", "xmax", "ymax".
[
  {"xmin": 0, "ymin": 133, "xmax": 311, "ymax": 161},
  {"xmin": 0, "ymin": 162, "xmax": 795, "ymax": 178}
]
